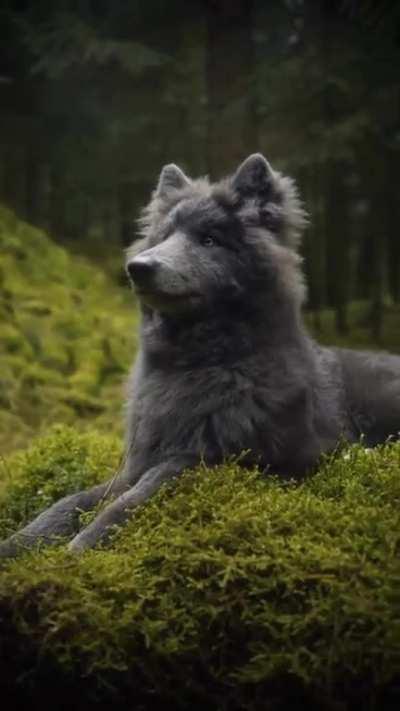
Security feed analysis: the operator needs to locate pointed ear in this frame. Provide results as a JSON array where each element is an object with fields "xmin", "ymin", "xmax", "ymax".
[
  {"xmin": 232, "ymin": 153, "xmax": 273, "ymax": 200},
  {"xmin": 156, "ymin": 164, "xmax": 191, "ymax": 198}
]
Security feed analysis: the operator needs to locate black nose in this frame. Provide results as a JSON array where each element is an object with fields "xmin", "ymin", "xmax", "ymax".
[{"xmin": 127, "ymin": 258, "xmax": 158, "ymax": 286}]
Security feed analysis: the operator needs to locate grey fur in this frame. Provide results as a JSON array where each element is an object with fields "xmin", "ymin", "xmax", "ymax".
[{"xmin": 1, "ymin": 153, "xmax": 399, "ymax": 557}]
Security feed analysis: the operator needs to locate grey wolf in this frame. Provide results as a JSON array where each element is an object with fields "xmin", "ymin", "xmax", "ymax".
[{"xmin": 1, "ymin": 153, "xmax": 399, "ymax": 556}]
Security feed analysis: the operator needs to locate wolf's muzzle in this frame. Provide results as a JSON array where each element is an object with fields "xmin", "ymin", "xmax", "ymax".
[{"xmin": 127, "ymin": 257, "xmax": 159, "ymax": 287}]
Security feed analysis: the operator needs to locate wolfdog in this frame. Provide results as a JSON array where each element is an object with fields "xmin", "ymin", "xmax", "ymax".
[{"xmin": 1, "ymin": 153, "xmax": 399, "ymax": 557}]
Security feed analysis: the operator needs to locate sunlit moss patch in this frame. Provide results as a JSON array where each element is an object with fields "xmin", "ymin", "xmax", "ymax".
[{"xmin": 0, "ymin": 206, "xmax": 137, "ymax": 452}]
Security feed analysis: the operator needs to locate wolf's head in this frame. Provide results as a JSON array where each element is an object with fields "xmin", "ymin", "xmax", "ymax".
[{"xmin": 126, "ymin": 154, "xmax": 308, "ymax": 316}]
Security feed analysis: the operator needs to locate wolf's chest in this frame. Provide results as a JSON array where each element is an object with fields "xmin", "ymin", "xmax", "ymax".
[
  {"xmin": 141, "ymin": 365, "xmax": 260, "ymax": 419},
  {"xmin": 132, "ymin": 363, "xmax": 288, "ymax": 465}
]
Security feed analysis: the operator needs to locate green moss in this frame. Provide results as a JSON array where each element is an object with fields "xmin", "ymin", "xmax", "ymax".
[
  {"xmin": 0, "ymin": 206, "xmax": 137, "ymax": 453},
  {"xmin": 0, "ymin": 425, "xmax": 122, "ymax": 537},
  {"xmin": 0, "ymin": 427, "xmax": 399, "ymax": 710}
]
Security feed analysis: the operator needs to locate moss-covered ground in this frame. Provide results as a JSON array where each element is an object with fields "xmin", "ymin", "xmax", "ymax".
[
  {"xmin": 0, "ymin": 206, "xmax": 136, "ymax": 453},
  {"xmin": 1, "ymin": 209, "xmax": 400, "ymax": 709},
  {"xmin": 0, "ymin": 426, "xmax": 399, "ymax": 710}
]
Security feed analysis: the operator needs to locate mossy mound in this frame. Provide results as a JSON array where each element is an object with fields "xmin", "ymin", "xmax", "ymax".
[
  {"xmin": 0, "ymin": 425, "xmax": 123, "ymax": 539},
  {"xmin": 0, "ymin": 206, "xmax": 136, "ymax": 453},
  {"xmin": 0, "ymin": 427, "xmax": 399, "ymax": 710}
]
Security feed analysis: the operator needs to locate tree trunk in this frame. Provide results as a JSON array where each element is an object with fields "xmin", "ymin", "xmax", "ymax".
[
  {"xmin": 25, "ymin": 144, "xmax": 40, "ymax": 225},
  {"xmin": 49, "ymin": 164, "xmax": 67, "ymax": 238},
  {"xmin": 2, "ymin": 143, "xmax": 25, "ymax": 216},
  {"xmin": 324, "ymin": 161, "xmax": 350, "ymax": 335},
  {"xmin": 205, "ymin": 0, "xmax": 257, "ymax": 178},
  {"xmin": 118, "ymin": 180, "xmax": 135, "ymax": 248},
  {"xmin": 385, "ymin": 148, "xmax": 400, "ymax": 303},
  {"xmin": 300, "ymin": 165, "xmax": 326, "ymax": 331}
]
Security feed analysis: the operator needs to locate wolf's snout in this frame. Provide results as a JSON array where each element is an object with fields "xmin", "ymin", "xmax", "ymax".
[{"xmin": 127, "ymin": 257, "xmax": 158, "ymax": 286}]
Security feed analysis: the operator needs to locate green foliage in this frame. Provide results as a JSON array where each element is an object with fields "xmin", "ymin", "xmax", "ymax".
[
  {"xmin": 0, "ymin": 206, "xmax": 136, "ymax": 453},
  {"xmin": 0, "ymin": 427, "xmax": 399, "ymax": 710}
]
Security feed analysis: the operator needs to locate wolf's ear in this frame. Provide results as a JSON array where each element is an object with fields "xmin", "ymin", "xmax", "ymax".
[
  {"xmin": 232, "ymin": 153, "xmax": 273, "ymax": 201},
  {"xmin": 156, "ymin": 164, "xmax": 191, "ymax": 198}
]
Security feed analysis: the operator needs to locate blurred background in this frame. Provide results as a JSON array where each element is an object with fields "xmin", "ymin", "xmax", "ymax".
[{"xmin": 0, "ymin": 0, "xmax": 399, "ymax": 452}]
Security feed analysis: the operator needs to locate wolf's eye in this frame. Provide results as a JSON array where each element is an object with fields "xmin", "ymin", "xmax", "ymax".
[
  {"xmin": 200, "ymin": 235, "xmax": 217, "ymax": 247},
  {"xmin": 261, "ymin": 206, "xmax": 281, "ymax": 232}
]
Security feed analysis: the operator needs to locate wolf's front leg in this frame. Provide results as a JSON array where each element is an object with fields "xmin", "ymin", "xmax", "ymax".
[
  {"xmin": 0, "ymin": 479, "xmax": 128, "ymax": 560},
  {"xmin": 68, "ymin": 456, "xmax": 197, "ymax": 552}
]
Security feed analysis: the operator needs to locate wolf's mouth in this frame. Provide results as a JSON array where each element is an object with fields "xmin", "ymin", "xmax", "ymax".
[
  {"xmin": 134, "ymin": 288, "xmax": 200, "ymax": 308},
  {"xmin": 136, "ymin": 288, "xmax": 192, "ymax": 298}
]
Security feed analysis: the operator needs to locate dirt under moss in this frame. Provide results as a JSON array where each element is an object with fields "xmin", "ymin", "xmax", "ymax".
[{"xmin": 0, "ymin": 426, "xmax": 399, "ymax": 710}]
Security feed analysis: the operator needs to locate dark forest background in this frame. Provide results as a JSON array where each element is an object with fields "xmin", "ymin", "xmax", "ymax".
[{"xmin": 1, "ymin": 0, "xmax": 400, "ymax": 341}]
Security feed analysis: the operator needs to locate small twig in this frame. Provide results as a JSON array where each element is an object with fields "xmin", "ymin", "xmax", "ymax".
[
  {"xmin": 100, "ymin": 438, "xmax": 136, "ymax": 503},
  {"xmin": 0, "ymin": 453, "xmax": 13, "ymax": 483}
]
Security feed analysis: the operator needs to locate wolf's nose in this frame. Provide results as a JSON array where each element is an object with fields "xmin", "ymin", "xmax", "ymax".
[{"xmin": 127, "ymin": 257, "xmax": 158, "ymax": 286}]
